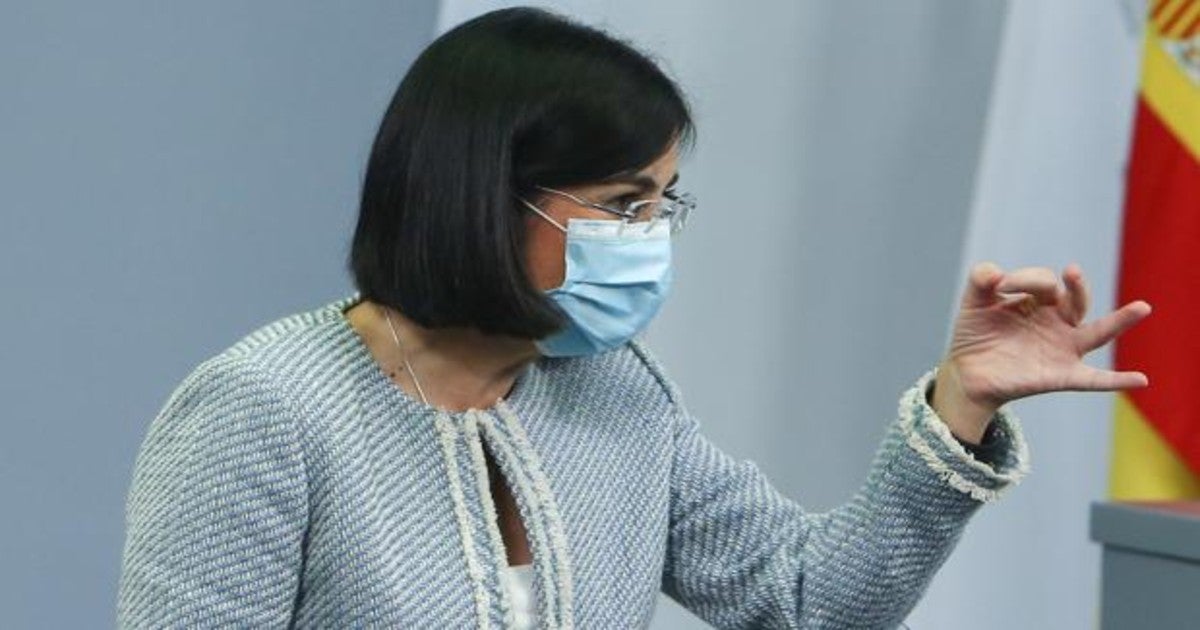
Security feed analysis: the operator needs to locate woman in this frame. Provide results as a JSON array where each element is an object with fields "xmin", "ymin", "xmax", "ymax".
[{"xmin": 116, "ymin": 7, "xmax": 1150, "ymax": 629}]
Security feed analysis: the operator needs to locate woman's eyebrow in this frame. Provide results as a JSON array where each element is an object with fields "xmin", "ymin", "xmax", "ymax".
[{"xmin": 602, "ymin": 171, "xmax": 680, "ymax": 193}]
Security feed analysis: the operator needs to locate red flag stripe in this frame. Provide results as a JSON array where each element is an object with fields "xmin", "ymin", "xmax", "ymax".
[{"xmin": 1115, "ymin": 97, "xmax": 1200, "ymax": 477}]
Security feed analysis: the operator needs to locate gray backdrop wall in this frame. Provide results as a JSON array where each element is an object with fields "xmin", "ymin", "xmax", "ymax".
[
  {"xmin": 2, "ymin": 1, "xmax": 1009, "ymax": 627},
  {"xmin": 915, "ymin": 2, "xmax": 1144, "ymax": 627},
  {"xmin": 1, "ymin": 2, "xmax": 438, "ymax": 626}
]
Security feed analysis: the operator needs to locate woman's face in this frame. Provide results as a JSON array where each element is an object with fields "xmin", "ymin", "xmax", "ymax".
[{"xmin": 523, "ymin": 143, "xmax": 680, "ymax": 291}]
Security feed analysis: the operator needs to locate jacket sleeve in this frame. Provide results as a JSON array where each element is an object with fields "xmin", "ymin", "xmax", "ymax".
[
  {"xmin": 659, "ymin": 369, "xmax": 1030, "ymax": 630},
  {"xmin": 117, "ymin": 356, "xmax": 309, "ymax": 628}
]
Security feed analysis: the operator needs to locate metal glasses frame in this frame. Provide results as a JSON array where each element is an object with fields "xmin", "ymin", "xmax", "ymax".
[{"xmin": 532, "ymin": 184, "xmax": 695, "ymax": 234}]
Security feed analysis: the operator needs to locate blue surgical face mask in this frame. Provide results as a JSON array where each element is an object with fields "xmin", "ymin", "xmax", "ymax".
[{"xmin": 519, "ymin": 198, "xmax": 673, "ymax": 357}]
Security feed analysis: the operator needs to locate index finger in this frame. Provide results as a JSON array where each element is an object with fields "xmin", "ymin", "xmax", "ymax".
[
  {"xmin": 962, "ymin": 261, "xmax": 1005, "ymax": 308},
  {"xmin": 1062, "ymin": 263, "xmax": 1089, "ymax": 325}
]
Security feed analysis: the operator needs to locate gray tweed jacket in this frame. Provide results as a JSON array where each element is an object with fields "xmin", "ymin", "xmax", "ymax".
[{"xmin": 117, "ymin": 292, "xmax": 1030, "ymax": 629}]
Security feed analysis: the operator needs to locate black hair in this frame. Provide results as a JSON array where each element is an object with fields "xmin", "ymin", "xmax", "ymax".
[{"xmin": 348, "ymin": 6, "xmax": 694, "ymax": 338}]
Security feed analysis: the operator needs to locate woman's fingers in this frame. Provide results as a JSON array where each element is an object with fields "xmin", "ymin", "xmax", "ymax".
[
  {"xmin": 1076, "ymin": 300, "xmax": 1153, "ymax": 353},
  {"xmin": 995, "ymin": 267, "xmax": 1062, "ymax": 305},
  {"xmin": 962, "ymin": 261, "xmax": 1005, "ymax": 308},
  {"xmin": 1064, "ymin": 363, "xmax": 1149, "ymax": 391},
  {"xmin": 1061, "ymin": 263, "xmax": 1090, "ymax": 325}
]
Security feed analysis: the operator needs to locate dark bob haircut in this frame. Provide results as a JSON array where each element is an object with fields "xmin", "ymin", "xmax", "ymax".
[{"xmin": 348, "ymin": 6, "xmax": 694, "ymax": 339}]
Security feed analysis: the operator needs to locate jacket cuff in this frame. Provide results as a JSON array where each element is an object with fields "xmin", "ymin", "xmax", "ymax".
[{"xmin": 898, "ymin": 368, "xmax": 1031, "ymax": 503}]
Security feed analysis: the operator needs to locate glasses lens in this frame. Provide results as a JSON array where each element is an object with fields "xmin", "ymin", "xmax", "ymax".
[
  {"xmin": 619, "ymin": 191, "xmax": 694, "ymax": 234},
  {"xmin": 664, "ymin": 191, "xmax": 694, "ymax": 234},
  {"xmin": 620, "ymin": 199, "xmax": 651, "ymax": 221}
]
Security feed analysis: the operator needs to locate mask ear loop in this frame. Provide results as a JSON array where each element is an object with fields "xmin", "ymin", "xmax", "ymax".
[{"xmin": 518, "ymin": 197, "xmax": 567, "ymax": 233}]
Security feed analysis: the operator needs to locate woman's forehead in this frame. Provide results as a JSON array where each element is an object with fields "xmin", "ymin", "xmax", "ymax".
[{"xmin": 594, "ymin": 147, "xmax": 680, "ymax": 191}]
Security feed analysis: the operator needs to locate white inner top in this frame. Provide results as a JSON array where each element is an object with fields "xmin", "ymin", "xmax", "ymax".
[{"xmin": 499, "ymin": 562, "xmax": 538, "ymax": 629}]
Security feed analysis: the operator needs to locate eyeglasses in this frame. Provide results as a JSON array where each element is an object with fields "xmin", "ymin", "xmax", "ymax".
[{"xmin": 533, "ymin": 184, "xmax": 696, "ymax": 235}]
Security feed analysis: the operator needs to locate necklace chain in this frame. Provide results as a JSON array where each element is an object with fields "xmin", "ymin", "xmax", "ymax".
[{"xmin": 378, "ymin": 303, "xmax": 431, "ymax": 405}]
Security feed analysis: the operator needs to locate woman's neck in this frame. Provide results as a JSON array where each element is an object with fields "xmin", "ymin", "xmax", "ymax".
[{"xmin": 347, "ymin": 299, "xmax": 541, "ymax": 412}]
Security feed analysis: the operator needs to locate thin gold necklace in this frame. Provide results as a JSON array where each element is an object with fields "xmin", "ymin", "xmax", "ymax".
[{"xmin": 378, "ymin": 303, "xmax": 431, "ymax": 405}]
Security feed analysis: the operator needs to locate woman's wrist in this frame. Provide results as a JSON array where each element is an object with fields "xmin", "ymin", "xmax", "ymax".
[{"xmin": 929, "ymin": 359, "xmax": 998, "ymax": 445}]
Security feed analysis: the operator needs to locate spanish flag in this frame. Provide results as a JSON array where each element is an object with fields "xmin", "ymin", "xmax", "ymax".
[{"xmin": 1109, "ymin": 0, "xmax": 1200, "ymax": 499}]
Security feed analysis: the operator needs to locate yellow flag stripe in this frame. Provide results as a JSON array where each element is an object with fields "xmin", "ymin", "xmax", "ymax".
[
  {"xmin": 1109, "ymin": 393, "xmax": 1200, "ymax": 499},
  {"xmin": 1141, "ymin": 29, "xmax": 1200, "ymax": 163}
]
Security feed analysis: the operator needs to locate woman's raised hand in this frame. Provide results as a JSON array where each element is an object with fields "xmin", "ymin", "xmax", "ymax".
[{"xmin": 930, "ymin": 262, "xmax": 1151, "ymax": 443}]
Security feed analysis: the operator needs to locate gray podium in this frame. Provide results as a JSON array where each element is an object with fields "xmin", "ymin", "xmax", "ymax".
[{"xmin": 1090, "ymin": 501, "xmax": 1200, "ymax": 630}]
